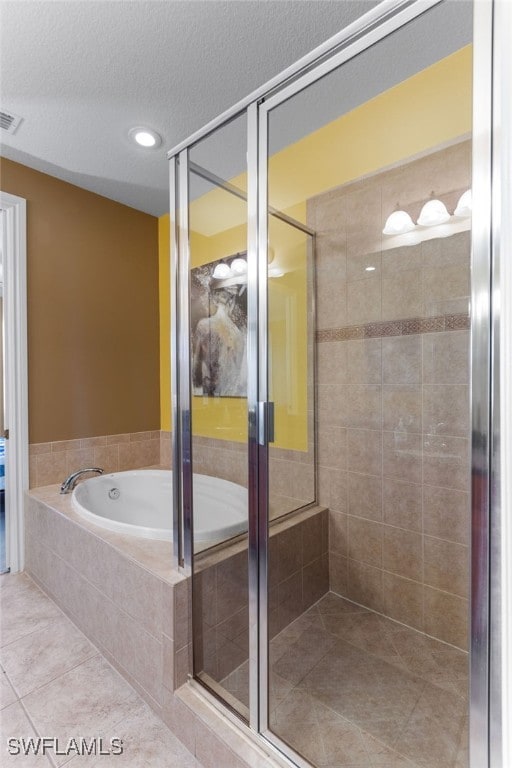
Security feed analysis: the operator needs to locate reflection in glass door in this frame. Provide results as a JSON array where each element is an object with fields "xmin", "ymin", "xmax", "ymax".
[{"xmin": 185, "ymin": 114, "xmax": 251, "ymax": 718}]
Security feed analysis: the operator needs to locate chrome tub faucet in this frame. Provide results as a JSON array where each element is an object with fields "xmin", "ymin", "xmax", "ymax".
[{"xmin": 60, "ymin": 467, "xmax": 104, "ymax": 494}]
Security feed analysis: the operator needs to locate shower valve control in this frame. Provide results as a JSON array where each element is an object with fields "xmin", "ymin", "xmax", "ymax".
[{"xmin": 108, "ymin": 487, "xmax": 120, "ymax": 500}]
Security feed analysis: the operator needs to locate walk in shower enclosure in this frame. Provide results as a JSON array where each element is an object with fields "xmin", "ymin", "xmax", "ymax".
[{"xmin": 168, "ymin": 1, "xmax": 500, "ymax": 766}]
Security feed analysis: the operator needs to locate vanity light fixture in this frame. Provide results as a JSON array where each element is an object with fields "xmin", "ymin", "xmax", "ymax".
[
  {"xmin": 382, "ymin": 209, "xmax": 415, "ymax": 235},
  {"xmin": 129, "ymin": 127, "xmax": 162, "ymax": 149},
  {"xmin": 454, "ymin": 189, "xmax": 472, "ymax": 218},
  {"xmin": 417, "ymin": 198, "xmax": 450, "ymax": 227}
]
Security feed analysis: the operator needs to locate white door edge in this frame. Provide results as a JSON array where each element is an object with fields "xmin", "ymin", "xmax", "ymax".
[{"xmin": 0, "ymin": 191, "xmax": 29, "ymax": 573}]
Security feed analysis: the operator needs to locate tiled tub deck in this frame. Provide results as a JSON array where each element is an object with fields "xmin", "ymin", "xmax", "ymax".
[{"xmin": 23, "ymin": 485, "xmax": 328, "ymax": 768}]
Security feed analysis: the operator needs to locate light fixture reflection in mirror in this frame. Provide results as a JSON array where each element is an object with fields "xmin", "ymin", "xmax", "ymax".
[
  {"xmin": 231, "ymin": 258, "xmax": 248, "ymax": 275},
  {"xmin": 417, "ymin": 199, "xmax": 450, "ymax": 227},
  {"xmin": 211, "ymin": 253, "xmax": 285, "ymax": 282},
  {"xmin": 454, "ymin": 189, "xmax": 472, "ymax": 218},
  {"xmin": 212, "ymin": 262, "xmax": 233, "ymax": 279},
  {"xmin": 382, "ymin": 210, "xmax": 416, "ymax": 235}
]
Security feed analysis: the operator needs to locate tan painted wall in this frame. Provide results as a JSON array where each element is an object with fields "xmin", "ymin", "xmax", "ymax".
[{"xmin": 0, "ymin": 158, "xmax": 160, "ymax": 443}]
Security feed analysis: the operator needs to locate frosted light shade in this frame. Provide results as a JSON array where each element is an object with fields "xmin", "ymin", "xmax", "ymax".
[
  {"xmin": 454, "ymin": 189, "xmax": 472, "ymax": 218},
  {"xmin": 212, "ymin": 263, "xmax": 232, "ymax": 279},
  {"xmin": 382, "ymin": 210, "xmax": 415, "ymax": 235},
  {"xmin": 417, "ymin": 199, "xmax": 450, "ymax": 227},
  {"xmin": 231, "ymin": 258, "xmax": 247, "ymax": 275}
]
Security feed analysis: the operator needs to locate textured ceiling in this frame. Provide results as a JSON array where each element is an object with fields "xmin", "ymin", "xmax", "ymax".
[
  {"xmin": 0, "ymin": 0, "xmax": 381, "ymax": 215},
  {"xmin": 0, "ymin": 1, "xmax": 471, "ymax": 217}
]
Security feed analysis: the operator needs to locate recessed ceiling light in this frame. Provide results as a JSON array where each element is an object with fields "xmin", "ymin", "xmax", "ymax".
[
  {"xmin": 129, "ymin": 126, "xmax": 162, "ymax": 149},
  {"xmin": 365, "ymin": 266, "xmax": 376, "ymax": 272}
]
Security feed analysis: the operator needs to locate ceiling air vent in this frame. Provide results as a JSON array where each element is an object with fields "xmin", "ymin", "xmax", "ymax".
[{"xmin": 0, "ymin": 110, "xmax": 23, "ymax": 134}]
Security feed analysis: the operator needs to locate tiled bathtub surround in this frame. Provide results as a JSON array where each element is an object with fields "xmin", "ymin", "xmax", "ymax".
[
  {"xmin": 25, "ymin": 486, "xmax": 190, "ymax": 715},
  {"xmin": 30, "ymin": 424, "xmax": 314, "ymax": 523},
  {"xmin": 193, "ymin": 507, "xmax": 328, "ymax": 712},
  {"xmin": 170, "ymin": 433, "xmax": 315, "ymax": 519},
  {"xmin": 24, "ymin": 485, "xmax": 327, "ymax": 713},
  {"xmin": 309, "ymin": 140, "xmax": 471, "ymax": 650},
  {"xmin": 23, "ymin": 487, "xmax": 328, "ymax": 768},
  {"xmin": 29, "ymin": 430, "xmax": 161, "ymax": 488}
]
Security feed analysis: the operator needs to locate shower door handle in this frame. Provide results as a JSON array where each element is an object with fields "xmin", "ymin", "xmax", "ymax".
[{"xmin": 258, "ymin": 401, "xmax": 275, "ymax": 446}]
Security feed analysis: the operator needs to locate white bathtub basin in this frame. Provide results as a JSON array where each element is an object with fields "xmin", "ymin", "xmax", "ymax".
[{"xmin": 72, "ymin": 469, "xmax": 247, "ymax": 544}]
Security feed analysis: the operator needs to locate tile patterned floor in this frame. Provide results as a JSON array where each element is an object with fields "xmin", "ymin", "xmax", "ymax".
[
  {"xmin": 0, "ymin": 572, "xmax": 200, "ymax": 767},
  {"xmin": 1, "ymin": 573, "xmax": 469, "ymax": 768},
  {"xmin": 222, "ymin": 593, "xmax": 469, "ymax": 768}
]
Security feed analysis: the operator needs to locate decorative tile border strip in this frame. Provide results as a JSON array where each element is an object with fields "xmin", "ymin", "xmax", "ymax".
[{"xmin": 317, "ymin": 313, "xmax": 470, "ymax": 342}]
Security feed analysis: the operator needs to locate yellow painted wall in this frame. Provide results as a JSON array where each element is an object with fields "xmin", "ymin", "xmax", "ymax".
[
  {"xmin": 267, "ymin": 210, "xmax": 310, "ymax": 450},
  {"xmin": 159, "ymin": 213, "xmax": 171, "ymax": 431},
  {"xmin": 159, "ymin": 45, "xmax": 472, "ymax": 446},
  {"xmin": 184, "ymin": 47, "xmax": 471, "ymax": 236},
  {"xmin": 160, "ymin": 202, "xmax": 310, "ymax": 449}
]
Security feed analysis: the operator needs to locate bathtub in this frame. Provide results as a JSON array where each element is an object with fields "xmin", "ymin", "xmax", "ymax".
[{"xmin": 72, "ymin": 469, "xmax": 247, "ymax": 546}]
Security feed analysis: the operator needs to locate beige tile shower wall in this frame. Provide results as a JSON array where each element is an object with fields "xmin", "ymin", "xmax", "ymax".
[
  {"xmin": 269, "ymin": 443, "xmax": 316, "ymax": 518},
  {"xmin": 309, "ymin": 140, "xmax": 471, "ymax": 650},
  {"xmin": 160, "ymin": 430, "xmax": 173, "ymax": 469},
  {"xmin": 29, "ymin": 430, "xmax": 161, "ymax": 488},
  {"xmin": 188, "ymin": 435, "xmax": 248, "ymax": 487}
]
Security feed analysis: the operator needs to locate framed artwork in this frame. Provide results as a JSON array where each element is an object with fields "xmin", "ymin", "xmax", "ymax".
[{"xmin": 191, "ymin": 253, "xmax": 248, "ymax": 397}]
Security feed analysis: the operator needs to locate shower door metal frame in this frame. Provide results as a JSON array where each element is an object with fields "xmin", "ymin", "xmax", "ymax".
[
  {"xmin": 485, "ymin": 0, "xmax": 512, "ymax": 764},
  {"xmin": 168, "ymin": 0, "xmax": 501, "ymax": 765},
  {"xmin": 470, "ymin": 1, "xmax": 493, "ymax": 765},
  {"xmin": 170, "ymin": 152, "xmax": 194, "ymax": 575}
]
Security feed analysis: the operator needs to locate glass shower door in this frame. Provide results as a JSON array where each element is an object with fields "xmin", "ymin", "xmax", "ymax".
[{"xmin": 259, "ymin": 2, "xmax": 473, "ymax": 767}]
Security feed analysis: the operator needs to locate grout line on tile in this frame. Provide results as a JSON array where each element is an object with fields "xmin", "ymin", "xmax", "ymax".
[{"xmin": 16, "ymin": 651, "xmax": 101, "ymax": 703}]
